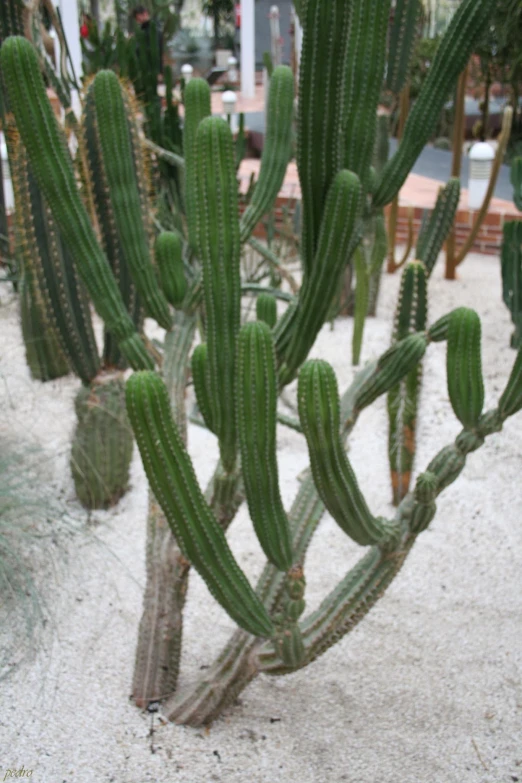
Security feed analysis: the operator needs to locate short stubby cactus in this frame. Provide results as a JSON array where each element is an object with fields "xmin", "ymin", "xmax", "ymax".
[{"xmin": 71, "ymin": 375, "xmax": 134, "ymax": 509}]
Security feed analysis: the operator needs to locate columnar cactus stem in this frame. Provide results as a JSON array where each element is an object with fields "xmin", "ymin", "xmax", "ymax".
[
  {"xmin": 19, "ymin": 272, "xmax": 70, "ymax": 382},
  {"xmin": 240, "ymin": 66, "xmax": 294, "ymax": 244},
  {"xmin": 275, "ymin": 170, "xmax": 363, "ymax": 382},
  {"xmin": 385, "ymin": 0, "xmax": 422, "ymax": 95},
  {"xmin": 236, "ymin": 322, "xmax": 293, "ymax": 571},
  {"xmin": 0, "ymin": 37, "xmax": 153, "ymax": 370},
  {"xmin": 126, "ymin": 371, "xmax": 274, "ymax": 638},
  {"xmin": 373, "ymin": 0, "xmax": 494, "ymax": 208},
  {"xmin": 89, "ymin": 70, "xmax": 172, "ymax": 330},
  {"xmin": 10, "ymin": 130, "xmax": 100, "ymax": 384},
  {"xmin": 446, "ymin": 308, "xmax": 484, "ymax": 430},
  {"xmin": 416, "ymin": 178, "xmax": 461, "ymax": 276},
  {"xmin": 501, "ymin": 220, "xmax": 522, "ymax": 349},
  {"xmin": 183, "ymin": 78, "xmax": 211, "ymax": 252},
  {"xmin": 298, "ymin": 360, "xmax": 399, "ymax": 547},
  {"xmin": 256, "ymin": 293, "xmax": 278, "ymax": 328},
  {"xmin": 154, "ymin": 231, "xmax": 187, "ymax": 308},
  {"xmin": 195, "ymin": 117, "xmax": 241, "ymax": 472}
]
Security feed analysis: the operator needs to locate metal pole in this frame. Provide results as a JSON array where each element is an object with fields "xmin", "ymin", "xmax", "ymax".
[{"xmin": 240, "ymin": 0, "xmax": 255, "ymax": 99}]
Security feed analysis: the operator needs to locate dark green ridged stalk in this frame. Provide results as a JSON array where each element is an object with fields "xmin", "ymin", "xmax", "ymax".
[
  {"xmin": 19, "ymin": 272, "xmax": 70, "ymax": 382},
  {"xmin": 0, "ymin": 37, "xmax": 152, "ymax": 370},
  {"xmin": 387, "ymin": 261, "xmax": 427, "ymax": 505},
  {"xmin": 341, "ymin": 0, "xmax": 390, "ymax": 187},
  {"xmin": 352, "ymin": 247, "xmax": 370, "ymax": 366},
  {"xmin": 192, "ymin": 343, "xmax": 214, "ymax": 431},
  {"xmin": 275, "ymin": 170, "xmax": 362, "ymax": 383},
  {"xmin": 0, "ymin": 0, "xmax": 24, "ymax": 38},
  {"xmin": 385, "ymin": 0, "xmax": 422, "ymax": 95},
  {"xmin": 184, "ymin": 78, "xmax": 211, "ymax": 252},
  {"xmin": 355, "ymin": 332, "xmax": 428, "ymax": 411},
  {"xmin": 498, "ymin": 348, "xmax": 522, "ymax": 419},
  {"xmin": 126, "ymin": 371, "xmax": 274, "ymax": 638},
  {"xmin": 410, "ymin": 471, "xmax": 437, "ymax": 534},
  {"xmin": 256, "ymin": 293, "xmax": 278, "ymax": 328},
  {"xmin": 11, "ymin": 132, "xmax": 100, "ymax": 384},
  {"xmin": 373, "ymin": 115, "xmax": 390, "ymax": 175},
  {"xmin": 240, "ymin": 66, "xmax": 294, "ymax": 243},
  {"xmin": 298, "ymin": 360, "xmax": 398, "ymax": 547},
  {"xmin": 155, "ymin": 231, "xmax": 187, "ymax": 307},
  {"xmin": 511, "ymin": 157, "xmax": 522, "ymax": 212},
  {"xmin": 297, "ymin": 0, "xmax": 389, "ymax": 274},
  {"xmin": 417, "ymin": 178, "xmax": 461, "ymax": 276},
  {"xmin": 236, "ymin": 322, "xmax": 293, "ymax": 571},
  {"xmin": 426, "ymin": 445, "xmax": 465, "ymax": 492},
  {"xmin": 195, "ymin": 117, "xmax": 241, "ymax": 472},
  {"xmin": 446, "ymin": 308, "xmax": 484, "ymax": 430},
  {"xmin": 82, "ymin": 79, "xmax": 142, "ymax": 369},
  {"xmin": 373, "ymin": 0, "xmax": 494, "ymax": 207},
  {"xmin": 71, "ymin": 375, "xmax": 134, "ymax": 509},
  {"xmin": 90, "ymin": 70, "xmax": 171, "ymax": 330},
  {"xmin": 500, "ymin": 220, "xmax": 522, "ymax": 349},
  {"xmin": 428, "ymin": 312, "xmax": 451, "ymax": 342}
]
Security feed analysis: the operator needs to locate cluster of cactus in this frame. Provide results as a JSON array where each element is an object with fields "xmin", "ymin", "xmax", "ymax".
[
  {"xmin": 3, "ymin": 0, "xmax": 519, "ymax": 728},
  {"xmin": 501, "ymin": 158, "xmax": 522, "ymax": 348}
]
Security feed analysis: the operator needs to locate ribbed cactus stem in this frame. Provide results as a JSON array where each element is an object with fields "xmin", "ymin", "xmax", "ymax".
[
  {"xmin": 236, "ymin": 322, "xmax": 293, "ymax": 571},
  {"xmin": 500, "ymin": 221, "xmax": 522, "ymax": 349},
  {"xmin": 416, "ymin": 178, "xmax": 461, "ymax": 276},
  {"xmin": 355, "ymin": 332, "xmax": 428, "ymax": 411},
  {"xmin": 387, "ymin": 261, "xmax": 427, "ymax": 505},
  {"xmin": 511, "ymin": 157, "xmax": 522, "ymax": 212},
  {"xmin": 90, "ymin": 70, "xmax": 172, "ymax": 329},
  {"xmin": 446, "ymin": 308, "xmax": 484, "ymax": 430},
  {"xmin": 126, "ymin": 371, "xmax": 274, "ymax": 638},
  {"xmin": 298, "ymin": 360, "xmax": 399, "ymax": 547},
  {"xmin": 191, "ymin": 343, "xmax": 214, "ymax": 432},
  {"xmin": 275, "ymin": 170, "xmax": 362, "ymax": 383},
  {"xmin": 498, "ymin": 348, "xmax": 522, "ymax": 419},
  {"xmin": 373, "ymin": 0, "xmax": 494, "ymax": 208},
  {"xmin": 0, "ymin": 37, "xmax": 152, "ymax": 371},
  {"xmin": 256, "ymin": 293, "xmax": 278, "ymax": 328},
  {"xmin": 19, "ymin": 272, "xmax": 70, "ymax": 382},
  {"xmin": 10, "ymin": 130, "xmax": 100, "ymax": 384},
  {"xmin": 195, "ymin": 117, "xmax": 241, "ymax": 472},
  {"xmin": 155, "ymin": 231, "xmax": 187, "ymax": 308},
  {"xmin": 385, "ymin": 0, "xmax": 422, "ymax": 95},
  {"xmin": 410, "ymin": 471, "xmax": 438, "ymax": 534},
  {"xmin": 240, "ymin": 66, "xmax": 294, "ymax": 243},
  {"xmin": 183, "ymin": 78, "xmax": 211, "ymax": 252}
]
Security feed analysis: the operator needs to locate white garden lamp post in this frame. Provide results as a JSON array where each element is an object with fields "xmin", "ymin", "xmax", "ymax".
[
  {"xmin": 228, "ymin": 56, "xmax": 238, "ymax": 83},
  {"xmin": 468, "ymin": 142, "xmax": 495, "ymax": 210},
  {"xmin": 240, "ymin": 0, "xmax": 255, "ymax": 99},
  {"xmin": 222, "ymin": 90, "xmax": 239, "ymax": 134},
  {"xmin": 181, "ymin": 64, "xmax": 194, "ymax": 84}
]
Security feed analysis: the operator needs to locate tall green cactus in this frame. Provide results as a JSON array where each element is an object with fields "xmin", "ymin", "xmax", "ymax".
[
  {"xmin": 240, "ymin": 66, "xmax": 294, "ymax": 243},
  {"xmin": 385, "ymin": 0, "xmax": 423, "ymax": 96},
  {"xmin": 194, "ymin": 117, "xmax": 241, "ymax": 472},
  {"xmin": 416, "ymin": 178, "xmax": 461, "ymax": 276},
  {"xmin": 87, "ymin": 70, "xmax": 172, "ymax": 330},
  {"xmin": 183, "ymin": 78, "xmax": 211, "ymax": 252},
  {"xmin": 373, "ymin": 0, "xmax": 494, "ymax": 207},
  {"xmin": 19, "ymin": 272, "xmax": 70, "ymax": 382},
  {"xmin": 0, "ymin": 36, "xmax": 153, "ymax": 371},
  {"xmin": 501, "ymin": 158, "xmax": 522, "ymax": 348}
]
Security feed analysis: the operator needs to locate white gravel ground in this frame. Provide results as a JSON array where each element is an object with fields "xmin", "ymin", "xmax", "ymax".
[{"xmin": 0, "ymin": 252, "xmax": 521, "ymax": 783}]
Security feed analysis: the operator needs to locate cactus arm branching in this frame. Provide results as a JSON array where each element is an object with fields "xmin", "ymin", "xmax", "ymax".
[
  {"xmin": 298, "ymin": 360, "xmax": 399, "ymax": 548},
  {"xmin": 256, "ymin": 293, "xmax": 278, "ymax": 328},
  {"xmin": 195, "ymin": 117, "xmax": 241, "ymax": 472},
  {"xmin": 240, "ymin": 66, "xmax": 294, "ymax": 244},
  {"xmin": 126, "ymin": 371, "xmax": 274, "ymax": 639},
  {"xmin": 155, "ymin": 231, "xmax": 187, "ymax": 308},
  {"xmin": 501, "ymin": 221, "xmax": 522, "ymax": 349},
  {"xmin": 373, "ymin": 0, "xmax": 494, "ymax": 208},
  {"xmin": 191, "ymin": 343, "xmax": 215, "ymax": 432},
  {"xmin": 0, "ymin": 36, "xmax": 152, "ymax": 370},
  {"xmin": 237, "ymin": 322, "xmax": 294, "ymax": 571}
]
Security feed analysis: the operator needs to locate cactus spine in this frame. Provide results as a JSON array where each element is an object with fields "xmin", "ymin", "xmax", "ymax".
[{"xmin": 0, "ymin": 37, "xmax": 153, "ymax": 371}]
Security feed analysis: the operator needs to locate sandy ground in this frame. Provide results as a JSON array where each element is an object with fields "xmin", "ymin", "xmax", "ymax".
[{"xmin": 0, "ymin": 252, "xmax": 521, "ymax": 783}]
